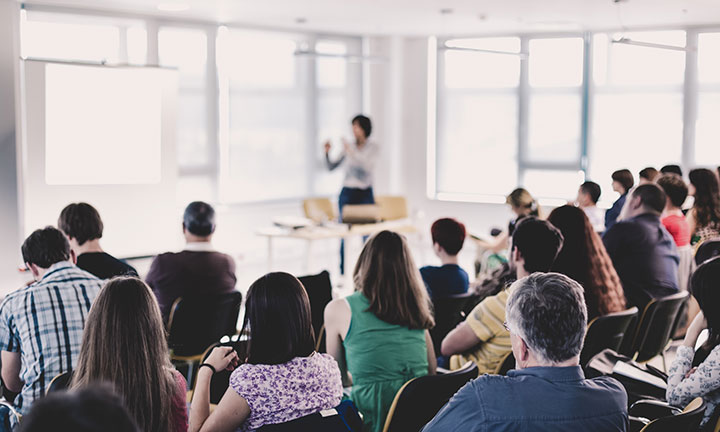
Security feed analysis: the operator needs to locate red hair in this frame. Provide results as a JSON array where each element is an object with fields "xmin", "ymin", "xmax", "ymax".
[{"xmin": 430, "ymin": 218, "xmax": 466, "ymax": 255}]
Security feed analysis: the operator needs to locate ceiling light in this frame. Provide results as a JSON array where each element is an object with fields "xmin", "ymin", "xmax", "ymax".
[{"xmin": 157, "ymin": 2, "xmax": 189, "ymax": 12}]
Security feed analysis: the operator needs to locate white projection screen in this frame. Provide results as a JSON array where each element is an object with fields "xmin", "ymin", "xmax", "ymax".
[{"xmin": 22, "ymin": 60, "xmax": 181, "ymax": 258}]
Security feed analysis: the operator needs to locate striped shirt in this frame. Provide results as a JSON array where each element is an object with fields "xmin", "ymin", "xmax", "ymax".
[
  {"xmin": 450, "ymin": 285, "xmax": 514, "ymax": 374},
  {"xmin": 0, "ymin": 261, "xmax": 103, "ymax": 414}
]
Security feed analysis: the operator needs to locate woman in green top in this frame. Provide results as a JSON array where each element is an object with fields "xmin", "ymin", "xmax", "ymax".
[{"xmin": 325, "ymin": 230, "xmax": 436, "ymax": 432}]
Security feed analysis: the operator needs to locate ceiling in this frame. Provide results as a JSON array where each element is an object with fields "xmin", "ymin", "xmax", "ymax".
[{"xmin": 21, "ymin": 0, "xmax": 720, "ymax": 36}]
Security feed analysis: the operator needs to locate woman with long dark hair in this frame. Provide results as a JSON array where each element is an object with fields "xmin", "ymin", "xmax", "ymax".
[
  {"xmin": 667, "ymin": 256, "xmax": 720, "ymax": 428},
  {"xmin": 687, "ymin": 168, "xmax": 720, "ymax": 245},
  {"xmin": 547, "ymin": 205, "xmax": 626, "ymax": 319}
]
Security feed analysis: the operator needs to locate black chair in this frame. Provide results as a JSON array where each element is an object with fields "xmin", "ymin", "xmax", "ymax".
[
  {"xmin": 46, "ymin": 371, "xmax": 73, "ymax": 394},
  {"xmin": 580, "ymin": 307, "xmax": 639, "ymax": 367},
  {"xmin": 186, "ymin": 337, "xmax": 249, "ymax": 403},
  {"xmin": 298, "ymin": 271, "xmax": 333, "ymax": 353},
  {"xmin": 695, "ymin": 238, "xmax": 720, "ymax": 265},
  {"xmin": 430, "ymin": 293, "xmax": 477, "ymax": 355},
  {"xmin": 382, "ymin": 362, "xmax": 478, "ymax": 432},
  {"xmin": 629, "ymin": 397, "xmax": 705, "ymax": 432},
  {"xmin": 493, "ymin": 351, "xmax": 515, "ymax": 376},
  {"xmin": 258, "ymin": 400, "xmax": 363, "ymax": 432}
]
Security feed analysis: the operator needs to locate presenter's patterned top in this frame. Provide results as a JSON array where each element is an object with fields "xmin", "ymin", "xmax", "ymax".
[
  {"xmin": 326, "ymin": 139, "xmax": 379, "ymax": 189},
  {"xmin": 667, "ymin": 344, "xmax": 720, "ymax": 427},
  {"xmin": 229, "ymin": 352, "xmax": 343, "ymax": 431}
]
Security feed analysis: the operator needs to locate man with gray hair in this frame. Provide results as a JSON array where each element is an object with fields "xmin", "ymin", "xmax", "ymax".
[{"xmin": 422, "ymin": 272, "xmax": 628, "ymax": 431}]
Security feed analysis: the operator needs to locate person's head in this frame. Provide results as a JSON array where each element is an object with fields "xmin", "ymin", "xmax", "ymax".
[
  {"xmin": 505, "ymin": 272, "xmax": 588, "ymax": 368},
  {"xmin": 18, "ymin": 385, "xmax": 139, "ymax": 432},
  {"xmin": 354, "ymin": 230, "xmax": 434, "ymax": 329},
  {"xmin": 182, "ymin": 201, "xmax": 216, "ymax": 241},
  {"xmin": 506, "ymin": 188, "xmax": 539, "ymax": 217},
  {"xmin": 623, "ymin": 183, "xmax": 667, "ymax": 219},
  {"xmin": 510, "ymin": 217, "xmax": 564, "ymax": 278},
  {"xmin": 690, "ymin": 256, "xmax": 720, "ymax": 365},
  {"xmin": 351, "ymin": 114, "xmax": 372, "ymax": 140},
  {"xmin": 71, "ymin": 277, "xmax": 176, "ymax": 432},
  {"xmin": 430, "ymin": 218, "xmax": 466, "ymax": 258},
  {"xmin": 577, "ymin": 181, "xmax": 601, "ymax": 207},
  {"xmin": 661, "ymin": 164, "xmax": 683, "ymax": 177},
  {"xmin": 21, "ymin": 226, "xmax": 72, "ymax": 279},
  {"xmin": 638, "ymin": 167, "xmax": 659, "ymax": 185},
  {"xmin": 689, "ymin": 168, "xmax": 720, "ymax": 227},
  {"xmin": 611, "ymin": 169, "xmax": 634, "ymax": 195},
  {"xmin": 240, "ymin": 272, "xmax": 315, "ymax": 365},
  {"xmin": 656, "ymin": 174, "xmax": 688, "ymax": 210},
  {"xmin": 58, "ymin": 203, "xmax": 104, "ymax": 250}
]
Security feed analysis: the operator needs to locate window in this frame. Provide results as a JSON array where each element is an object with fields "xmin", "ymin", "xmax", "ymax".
[{"xmin": 696, "ymin": 33, "xmax": 720, "ymax": 165}]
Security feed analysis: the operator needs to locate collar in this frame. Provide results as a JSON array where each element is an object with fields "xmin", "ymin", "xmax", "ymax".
[
  {"xmin": 183, "ymin": 242, "xmax": 216, "ymax": 252},
  {"xmin": 39, "ymin": 261, "xmax": 75, "ymax": 282},
  {"xmin": 507, "ymin": 365, "xmax": 585, "ymax": 382}
]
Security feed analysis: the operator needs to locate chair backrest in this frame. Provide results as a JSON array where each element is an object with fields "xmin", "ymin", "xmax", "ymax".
[
  {"xmin": 257, "ymin": 400, "xmax": 363, "ymax": 432},
  {"xmin": 640, "ymin": 397, "xmax": 706, "ymax": 432},
  {"xmin": 580, "ymin": 307, "xmax": 639, "ymax": 366},
  {"xmin": 303, "ymin": 198, "xmax": 336, "ymax": 223},
  {"xmin": 46, "ymin": 371, "xmax": 73, "ymax": 394},
  {"xmin": 628, "ymin": 291, "xmax": 689, "ymax": 363},
  {"xmin": 375, "ymin": 196, "xmax": 409, "ymax": 221},
  {"xmin": 298, "ymin": 271, "xmax": 333, "ymax": 353},
  {"xmin": 429, "ymin": 293, "xmax": 476, "ymax": 355},
  {"xmin": 167, "ymin": 291, "xmax": 243, "ymax": 357},
  {"xmin": 382, "ymin": 362, "xmax": 479, "ymax": 432},
  {"xmin": 493, "ymin": 351, "xmax": 515, "ymax": 375},
  {"xmin": 696, "ymin": 238, "xmax": 720, "ymax": 266}
]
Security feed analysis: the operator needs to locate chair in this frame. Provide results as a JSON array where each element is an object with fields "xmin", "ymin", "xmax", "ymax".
[
  {"xmin": 695, "ymin": 238, "xmax": 720, "ymax": 265},
  {"xmin": 167, "ymin": 291, "xmax": 243, "ymax": 384},
  {"xmin": 580, "ymin": 307, "xmax": 639, "ymax": 367},
  {"xmin": 186, "ymin": 338, "xmax": 249, "ymax": 402},
  {"xmin": 493, "ymin": 351, "xmax": 515, "ymax": 375},
  {"xmin": 629, "ymin": 397, "xmax": 705, "ymax": 432},
  {"xmin": 258, "ymin": 400, "xmax": 363, "ymax": 432},
  {"xmin": 298, "ymin": 271, "xmax": 333, "ymax": 353},
  {"xmin": 303, "ymin": 198, "xmax": 336, "ymax": 223},
  {"xmin": 46, "ymin": 371, "xmax": 73, "ymax": 394},
  {"xmin": 429, "ymin": 293, "xmax": 477, "ymax": 355},
  {"xmin": 382, "ymin": 362, "xmax": 478, "ymax": 432},
  {"xmin": 375, "ymin": 196, "xmax": 409, "ymax": 221}
]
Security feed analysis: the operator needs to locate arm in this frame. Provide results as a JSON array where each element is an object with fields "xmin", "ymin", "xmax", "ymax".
[
  {"xmin": 473, "ymin": 231, "xmax": 509, "ymax": 254},
  {"xmin": 324, "ymin": 299, "xmax": 352, "ymax": 386},
  {"xmin": 189, "ymin": 347, "xmax": 245, "ymax": 432},
  {"xmin": 426, "ymin": 330, "xmax": 437, "ymax": 375},
  {"xmin": 440, "ymin": 322, "xmax": 481, "ymax": 357},
  {"xmin": 1, "ymin": 351, "xmax": 23, "ymax": 393},
  {"xmin": 686, "ymin": 209, "xmax": 698, "ymax": 237},
  {"xmin": 325, "ymin": 152, "xmax": 345, "ymax": 171}
]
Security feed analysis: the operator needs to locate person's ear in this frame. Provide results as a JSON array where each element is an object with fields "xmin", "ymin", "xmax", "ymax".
[
  {"xmin": 69, "ymin": 249, "xmax": 77, "ymax": 265},
  {"xmin": 518, "ymin": 336, "xmax": 530, "ymax": 363},
  {"xmin": 182, "ymin": 222, "xmax": 187, "ymax": 234},
  {"xmin": 26, "ymin": 262, "xmax": 40, "ymax": 280},
  {"xmin": 512, "ymin": 246, "xmax": 522, "ymax": 265},
  {"xmin": 433, "ymin": 242, "xmax": 443, "ymax": 255}
]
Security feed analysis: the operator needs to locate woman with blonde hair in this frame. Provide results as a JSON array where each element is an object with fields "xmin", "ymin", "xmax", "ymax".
[
  {"xmin": 325, "ymin": 230, "xmax": 436, "ymax": 432},
  {"xmin": 473, "ymin": 188, "xmax": 539, "ymax": 254},
  {"xmin": 71, "ymin": 277, "xmax": 187, "ymax": 432}
]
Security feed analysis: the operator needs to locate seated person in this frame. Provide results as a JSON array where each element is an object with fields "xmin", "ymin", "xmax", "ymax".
[
  {"xmin": 58, "ymin": 202, "xmax": 137, "ymax": 279},
  {"xmin": 605, "ymin": 169, "xmax": 634, "ymax": 231},
  {"xmin": 422, "ymin": 272, "xmax": 628, "ymax": 432},
  {"xmin": 421, "ymin": 218, "xmax": 469, "ymax": 299},
  {"xmin": 146, "ymin": 201, "xmax": 237, "ymax": 322},
  {"xmin": 639, "ymin": 167, "xmax": 659, "ymax": 184},
  {"xmin": 441, "ymin": 218, "xmax": 564, "ymax": 373},
  {"xmin": 190, "ymin": 272, "xmax": 343, "ymax": 432},
  {"xmin": 656, "ymin": 174, "xmax": 690, "ymax": 247},
  {"xmin": 603, "ymin": 184, "xmax": 680, "ymax": 310},
  {"xmin": 576, "ymin": 181, "xmax": 605, "ymax": 232}
]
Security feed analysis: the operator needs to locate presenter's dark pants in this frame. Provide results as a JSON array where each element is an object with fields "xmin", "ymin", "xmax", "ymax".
[{"xmin": 338, "ymin": 186, "xmax": 375, "ymax": 274}]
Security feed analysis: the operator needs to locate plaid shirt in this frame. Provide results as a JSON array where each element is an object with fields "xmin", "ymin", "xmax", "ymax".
[{"xmin": 0, "ymin": 261, "xmax": 103, "ymax": 414}]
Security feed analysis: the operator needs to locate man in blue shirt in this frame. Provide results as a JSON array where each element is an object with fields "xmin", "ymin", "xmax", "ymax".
[
  {"xmin": 420, "ymin": 218, "xmax": 469, "ymax": 300},
  {"xmin": 422, "ymin": 272, "xmax": 628, "ymax": 432}
]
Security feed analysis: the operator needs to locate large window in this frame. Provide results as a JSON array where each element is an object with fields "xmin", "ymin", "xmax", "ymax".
[{"xmin": 696, "ymin": 32, "xmax": 720, "ymax": 164}]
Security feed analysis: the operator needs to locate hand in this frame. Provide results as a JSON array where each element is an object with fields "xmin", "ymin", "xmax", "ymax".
[
  {"xmin": 683, "ymin": 311, "xmax": 707, "ymax": 348},
  {"xmin": 324, "ymin": 141, "xmax": 331, "ymax": 154},
  {"xmin": 204, "ymin": 346, "xmax": 240, "ymax": 372},
  {"xmin": 685, "ymin": 367, "xmax": 697, "ymax": 379}
]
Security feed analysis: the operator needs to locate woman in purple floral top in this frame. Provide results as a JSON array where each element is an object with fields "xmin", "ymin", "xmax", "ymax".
[{"xmin": 189, "ymin": 272, "xmax": 343, "ymax": 432}]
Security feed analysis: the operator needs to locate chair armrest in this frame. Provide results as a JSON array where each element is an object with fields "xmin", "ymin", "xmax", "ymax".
[
  {"xmin": 628, "ymin": 416, "xmax": 650, "ymax": 432},
  {"xmin": 629, "ymin": 399, "xmax": 681, "ymax": 420},
  {"xmin": 436, "ymin": 367, "xmax": 452, "ymax": 375}
]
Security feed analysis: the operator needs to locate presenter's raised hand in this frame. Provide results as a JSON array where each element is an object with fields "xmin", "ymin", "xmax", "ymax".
[{"xmin": 324, "ymin": 141, "xmax": 331, "ymax": 154}]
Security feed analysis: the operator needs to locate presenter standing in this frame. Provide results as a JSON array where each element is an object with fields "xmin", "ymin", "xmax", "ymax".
[{"xmin": 324, "ymin": 114, "xmax": 379, "ymax": 274}]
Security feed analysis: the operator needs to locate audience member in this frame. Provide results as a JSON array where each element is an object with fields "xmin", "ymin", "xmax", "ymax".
[
  {"xmin": 0, "ymin": 227, "xmax": 103, "ymax": 415},
  {"xmin": 191, "ymin": 272, "xmax": 342, "ymax": 432},
  {"xmin": 667, "ymin": 256, "xmax": 720, "ymax": 428},
  {"xmin": 605, "ymin": 169, "xmax": 634, "ymax": 231},
  {"xmin": 656, "ymin": 174, "xmax": 690, "ymax": 247},
  {"xmin": 325, "ymin": 231, "xmax": 435, "ymax": 432},
  {"xmin": 576, "ymin": 181, "xmax": 605, "ymax": 232},
  {"xmin": 441, "ymin": 218, "xmax": 563, "ymax": 373},
  {"xmin": 661, "ymin": 164, "xmax": 683, "ymax": 177},
  {"xmin": 639, "ymin": 167, "xmax": 659, "ymax": 184},
  {"xmin": 687, "ymin": 168, "xmax": 720, "ymax": 245},
  {"xmin": 17, "ymin": 386, "xmax": 139, "ymax": 432},
  {"xmin": 57, "ymin": 202, "xmax": 137, "ymax": 279},
  {"xmin": 71, "ymin": 277, "xmax": 187, "ymax": 432},
  {"xmin": 146, "ymin": 201, "xmax": 237, "ymax": 322},
  {"xmin": 548, "ymin": 205, "xmax": 626, "ymax": 319},
  {"xmin": 422, "ymin": 273, "xmax": 628, "ymax": 432},
  {"xmin": 603, "ymin": 184, "xmax": 679, "ymax": 309},
  {"xmin": 421, "ymin": 218, "xmax": 469, "ymax": 299},
  {"xmin": 474, "ymin": 188, "xmax": 539, "ymax": 254}
]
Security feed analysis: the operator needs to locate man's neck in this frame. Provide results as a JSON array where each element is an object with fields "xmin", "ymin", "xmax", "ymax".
[
  {"xmin": 438, "ymin": 253, "xmax": 458, "ymax": 266},
  {"xmin": 75, "ymin": 239, "xmax": 103, "ymax": 255},
  {"xmin": 516, "ymin": 267, "xmax": 529, "ymax": 280},
  {"xmin": 524, "ymin": 356, "xmax": 579, "ymax": 369},
  {"xmin": 184, "ymin": 234, "xmax": 212, "ymax": 244}
]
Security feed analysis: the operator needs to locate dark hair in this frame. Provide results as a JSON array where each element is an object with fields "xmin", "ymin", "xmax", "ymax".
[
  {"xmin": 689, "ymin": 168, "xmax": 720, "ymax": 228},
  {"xmin": 21, "ymin": 226, "xmax": 71, "ymax": 268},
  {"xmin": 579, "ymin": 181, "xmax": 601, "ymax": 204},
  {"xmin": 661, "ymin": 164, "xmax": 683, "ymax": 177},
  {"xmin": 656, "ymin": 174, "xmax": 688, "ymax": 208},
  {"xmin": 691, "ymin": 257, "xmax": 720, "ymax": 366},
  {"xmin": 639, "ymin": 167, "xmax": 659, "ymax": 182},
  {"xmin": 183, "ymin": 201, "xmax": 216, "ymax": 237},
  {"xmin": 241, "ymin": 272, "xmax": 316, "ymax": 365},
  {"xmin": 58, "ymin": 203, "xmax": 104, "ymax": 246},
  {"xmin": 631, "ymin": 184, "xmax": 666, "ymax": 214},
  {"xmin": 18, "ymin": 385, "xmax": 139, "ymax": 432},
  {"xmin": 511, "ymin": 217, "xmax": 564, "ymax": 274},
  {"xmin": 611, "ymin": 169, "xmax": 634, "ymax": 193},
  {"xmin": 430, "ymin": 218, "xmax": 466, "ymax": 255},
  {"xmin": 548, "ymin": 206, "xmax": 626, "ymax": 319},
  {"xmin": 351, "ymin": 115, "xmax": 372, "ymax": 138}
]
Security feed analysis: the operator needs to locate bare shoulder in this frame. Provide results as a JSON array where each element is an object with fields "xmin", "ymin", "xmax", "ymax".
[{"xmin": 325, "ymin": 297, "xmax": 351, "ymax": 321}]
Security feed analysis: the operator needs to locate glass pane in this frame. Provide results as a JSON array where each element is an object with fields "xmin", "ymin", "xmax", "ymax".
[
  {"xmin": 22, "ymin": 19, "xmax": 120, "ymax": 63},
  {"xmin": 699, "ymin": 33, "xmax": 720, "ymax": 85},
  {"xmin": 527, "ymin": 93, "xmax": 582, "ymax": 163},
  {"xmin": 177, "ymin": 175, "xmax": 215, "ymax": 205},
  {"xmin": 696, "ymin": 92, "xmax": 720, "ymax": 164},
  {"xmin": 158, "ymin": 28, "xmax": 207, "ymax": 88},
  {"xmin": 315, "ymin": 93, "xmax": 348, "ymax": 195},
  {"xmin": 316, "ymin": 41, "xmax": 347, "ymax": 88},
  {"xmin": 443, "ymin": 38, "xmax": 520, "ymax": 89},
  {"xmin": 522, "ymin": 169, "xmax": 585, "ymax": 200},
  {"xmin": 126, "ymin": 27, "xmax": 147, "ymax": 65},
  {"xmin": 226, "ymin": 30, "xmax": 296, "ymax": 89},
  {"xmin": 176, "ymin": 90, "xmax": 209, "ymax": 167},
  {"xmin": 437, "ymin": 93, "xmax": 517, "ymax": 196},
  {"xmin": 529, "ymin": 38, "xmax": 584, "ymax": 88}
]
